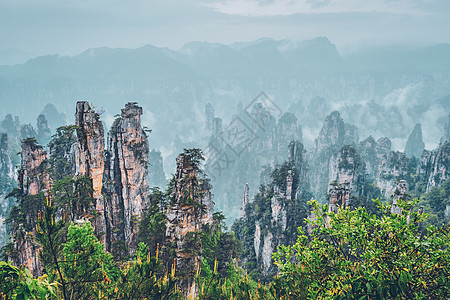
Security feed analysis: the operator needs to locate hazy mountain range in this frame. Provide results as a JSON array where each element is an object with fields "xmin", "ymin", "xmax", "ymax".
[{"xmin": 0, "ymin": 37, "xmax": 449, "ymax": 174}]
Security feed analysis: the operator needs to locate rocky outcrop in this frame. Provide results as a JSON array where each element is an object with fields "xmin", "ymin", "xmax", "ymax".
[
  {"xmin": 310, "ymin": 111, "xmax": 359, "ymax": 197},
  {"xmin": 288, "ymin": 140, "xmax": 309, "ymax": 193},
  {"xmin": 14, "ymin": 138, "xmax": 50, "ymax": 276},
  {"xmin": 405, "ymin": 123, "xmax": 425, "ymax": 158},
  {"xmin": 328, "ymin": 145, "xmax": 366, "ymax": 199},
  {"xmin": 391, "ymin": 180, "xmax": 407, "ymax": 215},
  {"xmin": 207, "ymin": 103, "xmax": 303, "ymax": 224},
  {"xmin": 240, "ymin": 183, "xmax": 249, "ymax": 218},
  {"xmin": 358, "ymin": 136, "xmax": 391, "ymax": 177},
  {"xmin": 419, "ymin": 141, "xmax": 450, "ymax": 192},
  {"xmin": 376, "ymin": 151, "xmax": 417, "ymax": 198},
  {"xmin": 148, "ymin": 149, "xmax": 167, "ymax": 188},
  {"xmin": 0, "ymin": 134, "xmax": 16, "ymax": 249},
  {"xmin": 103, "ymin": 102, "xmax": 151, "ymax": 254},
  {"xmin": 234, "ymin": 159, "xmax": 309, "ymax": 279},
  {"xmin": 165, "ymin": 150, "xmax": 213, "ymax": 296},
  {"xmin": 74, "ymin": 101, "xmax": 106, "ymax": 242},
  {"xmin": 18, "ymin": 138, "xmax": 50, "ymax": 196},
  {"xmin": 1, "ymin": 114, "xmax": 20, "ymax": 139},
  {"xmin": 75, "ymin": 102, "xmax": 105, "ymax": 199},
  {"xmin": 20, "ymin": 124, "xmax": 37, "ymax": 141},
  {"xmin": 314, "ymin": 111, "xmax": 358, "ymax": 154},
  {"xmin": 326, "ymin": 181, "xmax": 351, "ymax": 227},
  {"xmin": 276, "ymin": 113, "xmax": 302, "ymax": 154}
]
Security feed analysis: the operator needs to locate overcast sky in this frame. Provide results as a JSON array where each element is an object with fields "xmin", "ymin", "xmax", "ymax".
[{"xmin": 1, "ymin": 0, "xmax": 449, "ymax": 56}]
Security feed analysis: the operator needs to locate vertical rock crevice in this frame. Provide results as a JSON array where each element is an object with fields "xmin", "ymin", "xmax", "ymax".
[{"xmin": 103, "ymin": 102, "xmax": 150, "ymax": 254}]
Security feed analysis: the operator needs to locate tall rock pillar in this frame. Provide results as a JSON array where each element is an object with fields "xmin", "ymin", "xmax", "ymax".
[
  {"xmin": 75, "ymin": 102, "xmax": 106, "ymax": 238},
  {"xmin": 165, "ymin": 150, "xmax": 213, "ymax": 298},
  {"xmin": 104, "ymin": 102, "xmax": 150, "ymax": 254},
  {"xmin": 15, "ymin": 138, "xmax": 50, "ymax": 276}
]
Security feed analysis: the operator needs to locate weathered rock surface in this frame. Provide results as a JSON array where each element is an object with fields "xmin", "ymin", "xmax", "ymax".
[
  {"xmin": 288, "ymin": 140, "xmax": 309, "ymax": 193},
  {"xmin": 75, "ymin": 101, "xmax": 105, "ymax": 200},
  {"xmin": 391, "ymin": 180, "xmax": 408, "ymax": 215},
  {"xmin": 240, "ymin": 183, "xmax": 249, "ymax": 218},
  {"xmin": 376, "ymin": 151, "xmax": 417, "ymax": 198},
  {"xmin": 0, "ymin": 134, "xmax": 16, "ymax": 249},
  {"xmin": 405, "ymin": 123, "xmax": 425, "ymax": 158},
  {"xmin": 206, "ymin": 103, "xmax": 302, "ymax": 224},
  {"xmin": 314, "ymin": 111, "xmax": 358, "ymax": 154},
  {"xmin": 165, "ymin": 151, "xmax": 213, "ymax": 296},
  {"xmin": 103, "ymin": 102, "xmax": 151, "ymax": 253},
  {"xmin": 358, "ymin": 136, "xmax": 391, "ymax": 177},
  {"xmin": 18, "ymin": 139, "xmax": 50, "ymax": 196},
  {"xmin": 328, "ymin": 145, "xmax": 366, "ymax": 200},
  {"xmin": 20, "ymin": 124, "xmax": 37, "ymax": 141},
  {"xmin": 14, "ymin": 138, "xmax": 50, "ymax": 276},
  {"xmin": 310, "ymin": 111, "xmax": 359, "ymax": 197},
  {"xmin": 234, "ymin": 153, "xmax": 310, "ymax": 278},
  {"xmin": 419, "ymin": 141, "xmax": 450, "ymax": 192},
  {"xmin": 74, "ymin": 101, "xmax": 106, "ymax": 242}
]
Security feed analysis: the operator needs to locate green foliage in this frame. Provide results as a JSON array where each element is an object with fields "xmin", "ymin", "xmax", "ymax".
[
  {"xmin": 201, "ymin": 212, "xmax": 240, "ymax": 279},
  {"xmin": 59, "ymin": 222, "xmax": 119, "ymax": 299},
  {"xmin": 112, "ymin": 243, "xmax": 181, "ymax": 299},
  {"xmin": 196, "ymin": 258, "xmax": 272, "ymax": 300},
  {"xmin": 419, "ymin": 177, "xmax": 450, "ymax": 228},
  {"xmin": 273, "ymin": 199, "xmax": 450, "ymax": 299},
  {"xmin": 0, "ymin": 261, "xmax": 55, "ymax": 299},
  {"xmin": 180, "ymin": 148, "xmax": 204, "ymax": 171},
  {"xmin": 6, "ymin": 190, "xmax": 46, "ymax": 233},
  {"xmin": 52, "ymin": 175, "xmax": 96, "ymax": 222},
  {"xmin": 138, "ymin": 187, "xmax": 167, "ymax": 256},
  {"xmin": 47, "ymin": 125, "xmax": 79, "ymax": 180}
]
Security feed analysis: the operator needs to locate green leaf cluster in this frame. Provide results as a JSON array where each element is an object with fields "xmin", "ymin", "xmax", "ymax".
[{"xmin": 273, "ymin": 199, "xmax": 450, "ymax": 299}]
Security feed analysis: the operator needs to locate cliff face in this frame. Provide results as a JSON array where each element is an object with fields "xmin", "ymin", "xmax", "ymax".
[
  {"xmin": 18, "ymin": 139, "xmax": 50, "ymax": 196},
  {"xmin": 240, "ymin": 183, "xmax": 249, "ymax": 218},
  {"xmin": 391, "ymin": 180, "xmax": 408, "ymax": 215},
  {"xmin": 310, "ymin": 111, "xmax": 359, "ymax": 197},
  {"xmin": 14, "ymin": 138, "xmax": 50, "ymax": 276},
  {"xmin": 234, "ymin": 156, "xmax": 309, "ymax": 279},
  {"xmin": 75, "ymin": 102, "xmax": 105, "ymax": 199},
  {"xmin": 376, "ymin": 151, "xmax": 417, "ymax": 197},
  {"xmin": 207, "ymin": 103, "xmax": 303, "ymax": 224},
  {"xmin": 328, "ymin": 145, "xmax": 366, "ymax": 200},
  {"xmin": 404, "ymin": 123, "xmax": 425, "ymax": 158},
  {"xmin": 0, "ymin": 134, "xmax": 16, "ymax": 249},
  {"xmin": 103, "ymin": 102, "xmax": 150, "ymax": 254},
  {"xmin": 276, "ymin": 113, "xmax": 303, "ymax": 154},
  {"xmin": 314, "ymin": 111, "xmax": 358, "ymax": 154},
  {"xmin": 74, "ymin": 101, "xmax": 106, "ymax": 242},
  {"xmin": 165, "ymin": 151, "xmax": 213, "ymax": 296},
  {"xmin": 288, "ymin": 140, "xmax": 309, "ymax": 193},
  {"xmin": 419, "ymin": 141, "xmax": 450, "ymax": 192},
  {"xmin": 358, "ymin": 136, "xmax": 391, "ymax": 177},
  {"xmin": 5, "ymin": 101, "xmax": 155, "ymax": 275}
]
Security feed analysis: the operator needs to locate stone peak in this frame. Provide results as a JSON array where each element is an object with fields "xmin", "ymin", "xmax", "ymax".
[
  {"xmin": 76, "ymin": 101, "xmax": 94, "ymax": 113},
  {"xmin": 121, "ymin": 102, "xmax": 143, "ymax": 117}
]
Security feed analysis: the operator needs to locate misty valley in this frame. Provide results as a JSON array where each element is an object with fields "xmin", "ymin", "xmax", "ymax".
[{"xmin": 1, "ymin": 38, "xmax": 450, "ymax": 299}]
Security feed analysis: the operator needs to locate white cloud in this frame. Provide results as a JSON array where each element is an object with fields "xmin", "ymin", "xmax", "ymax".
[{"xmin": 206, "ymin": 0, "xmax": 421, "ymax": 16}]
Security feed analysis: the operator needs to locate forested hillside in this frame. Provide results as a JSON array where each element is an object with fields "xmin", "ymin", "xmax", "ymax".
[{"xmin": 0, "ymin": 100, "xmax": 449, "ymax": 299}]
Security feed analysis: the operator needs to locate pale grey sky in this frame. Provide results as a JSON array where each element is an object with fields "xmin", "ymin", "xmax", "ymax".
[{"xmin": 1, "ymin": 0, "xmax": 449, "ymax": 55}]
